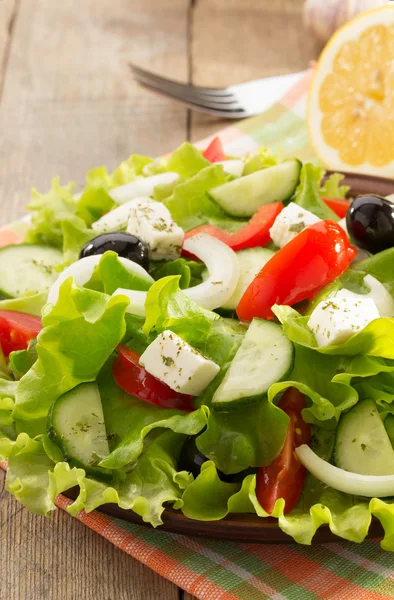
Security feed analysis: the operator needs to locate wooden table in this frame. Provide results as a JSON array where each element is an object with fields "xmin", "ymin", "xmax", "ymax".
[{"xmin": 0, "ymin": 1, "xmax": 317, "ymax": 598}]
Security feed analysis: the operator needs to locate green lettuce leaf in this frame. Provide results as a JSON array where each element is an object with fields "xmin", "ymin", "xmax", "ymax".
[
  {"xmin": 3, "ymin": 429, "xmax": 192, "ymax": 527},
  {"xmin": 242, "ymin": 147, "xmax": 277, "ymax": 175},
  {"xmin": 352, "ymin": 248, "xmax": 394, "ymax": 296},
  {"xmin": 4, "ymin": 433, "xmax": 85, "ymax": 515},
  {"xmin": 25, "ymin": 178, "xmax": 82, "ymax": 248},
  {"xmin": 180, "ymin": 461, "xmax": 242, "ymax": 520},
  {"xmin": 166, "ymin": 142, "xmax": 210, "ymax": 178},
  {"xmin": 148, "ymin": 258, "xmax": 204, "ymax": 289},
  {"xmin": 110, "ymin": 154, "xmax": 153, "ymax": 187},
  {"xmin": 0, "ymin": 292, "xmax": 48, "ymax": 317},
  {"xmin": 164, "ymin": 165, "xmax": 243, "ymax": 232},
  {"xmin": 13, "ymin": 279, "xmax": 129, "ymax": 431},
  {"xmin": 9, "ymin": 340, "xmax": 38, "ymax": 380},
  {"xmin": 293, "ymin": 163, "xmax": 339, "ymax": 221},
  {"xmin": 198, "ymin": 399, "xmax": 289, "ymax": 473},
  {"xmin": 320, "ymin": 173, "xmax": 350, "ymax": 199},
  {"xmin": 98, "ymin": 360, "xmax": 207, "ymax": 469},
  {"xmin": 61, "ymin": 219, "xmax": 95, "ymax": 264},
  {"xmin": 93, "ymin": 251, "xmax": 152, "ymax": 295},
  {"xmin": 75, "ymin": 154, "xmax": 153, "ymax": 226},
  {"xmin": 143, "ymin": 276, "xmax": 218, "ymax": 345}
]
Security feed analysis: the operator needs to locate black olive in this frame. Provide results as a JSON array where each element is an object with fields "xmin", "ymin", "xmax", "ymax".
[
  {"xmin": 346, "ymin": 195, "xmax": 394, "ymax": 254},
  {"xmin": 178, "ymin": 437, "xmax": 206, "ymax": 478},
  {"xmin": 79, "ymin": 232, "xmax": 150, "ymax": 270},
  {"xmin": 178, "ymin": 436, "xmax": 256, "ymax": 483}
]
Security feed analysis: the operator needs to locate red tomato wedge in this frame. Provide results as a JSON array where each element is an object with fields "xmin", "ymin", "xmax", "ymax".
[
  {"xmin": 0, "ymin": 310, "xmax": 42, "ymax": 357},
  {"xmin": 202, "ymin": 137, "xmax": 226, "ymax": 163},
  {"xmin": 237, "ymin": 220, "xmax": 357, "ymax": 321},
  {"xmin": 323, "ymin": 197, "xmax": 350, "ymax": 219},
  {"xmin": 113, "ymin": 345, "xmax": 194, "ymax": 412},
  {"xmin": 256, "ymin": 387, "xmax": 310, "ymax": 514},
  {"xmin": 183, "ymin": 202, "xmax": 283, "ymax": 255}
]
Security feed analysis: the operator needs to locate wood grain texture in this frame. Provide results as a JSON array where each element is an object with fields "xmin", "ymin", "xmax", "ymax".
[
  {"xmin": 0, "ymin": 1, "xmax": 187, "ymax": 599},
  {"xmin": 0, "ymin": 0, "xmax": 17, "ymax": 92},
  {"xmin": 0, "ymin": 0, "xmax": 189, "ymax": 223},
  {"xmin": 0, "ymin": 470, "xmax": 179, "ymax": 600},
  {"xmin": 189, "ymin": 0, "xmax": 318, "ymax": 141}
]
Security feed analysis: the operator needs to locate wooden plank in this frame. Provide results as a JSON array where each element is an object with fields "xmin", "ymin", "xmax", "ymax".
[
  {"xmin": 0, "ymin": 0, "xmax": 17, "ymax": 91},
  {"xmin": 190, "ymin": 0, "xmax": 317, "ymax": 142},
  {"xmin": 0, "ymin": 470, "xmax": 178, "ymax": 600},
  {"xmin": 0, "ymin": 1, "xmax": 188, "ymax": 599},
  {"xmin": 0, "ymin": 0, "xmax": 189, "ymax": 223}
]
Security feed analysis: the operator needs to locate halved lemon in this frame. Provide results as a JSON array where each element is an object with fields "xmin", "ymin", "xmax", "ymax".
[{"xmin": 308, "ymin": 5, "xmax": 394, "ymax": 177}]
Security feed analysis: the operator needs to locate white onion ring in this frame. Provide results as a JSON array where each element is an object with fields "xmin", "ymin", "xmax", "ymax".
[
  {"xmin": 109, "ymin": 173, "xmax": 179, "ymax": 205},
  {"xmin": 112, "ymin": 233, "xmax": 240, "ymax": 315},
  {"xmin": 47, "ymin": 255, "xmax": 153, "ymax": 306},
  {"xmin": 296, "ymin": 444, "xmax": 394, "ymax": 498}
]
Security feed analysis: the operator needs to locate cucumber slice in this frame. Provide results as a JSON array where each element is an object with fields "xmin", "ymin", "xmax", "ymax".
[
  {"xmin": 0, "ymin": 244, "xmax": 63, "ymax": 298},
  {"xmin": 209, "ymin": 160, "xmax": 301, "ymax": 217},
  {"xmin": 335, "ymin": 400, "xmax": 394, "ymax": 476},
  {"xmin": 48, "ymin": 383, "xmax": 111, "ymax": 479},
  {"xmin": 224, "ymin": 248, "xmax": 275, "ymax": 309},
  {"xmin": 212, "ymin": 319, "xmax": 294, "ymax": 410},
  {"xmin": 202, "ymin": 247, "xmax": 275, "ymax": 310}
]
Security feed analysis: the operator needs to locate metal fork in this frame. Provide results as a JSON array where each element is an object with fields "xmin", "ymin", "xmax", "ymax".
[{"xmin": 130, "ymin": 64, "xmax": 309, "ymax": 118}]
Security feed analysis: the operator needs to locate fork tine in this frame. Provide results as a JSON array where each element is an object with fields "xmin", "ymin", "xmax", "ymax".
[
  {"xmin": 136, "ymin": 79, "xmax": 246, "ymax": 118},
  {"xmin": 130, "ymin": 64, "xmax": 235, "ymax": 99},
  {"xmin": 135, "ymin": 73, "xmax": 242, "ymax": 109}
]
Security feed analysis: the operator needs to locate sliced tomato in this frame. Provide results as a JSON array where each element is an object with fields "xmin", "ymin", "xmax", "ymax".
[
  {"xmin": 237, "ymin": 220, "xmax": 357, "ymax": 321},
  {"xmin": 0, "ymin": 310, "xmax": 42, "ymax": 357},
  {"xmin": 323, "ymin": 197, "xmax": 350, "ymax": 218},
  {"xmin": 183, "ymin": 202, "xmax": 283, "ymax": 257},
  {"xmin": 202, "ymin": 137, "xmax": 226, "ymax": 162},
  {"xmin": 113, "ymin": 345, "xmax": 194, "ymax": 412},
  {"xmin": 256, "ymin": 388, "xmax": 310, "ymax": 514}
]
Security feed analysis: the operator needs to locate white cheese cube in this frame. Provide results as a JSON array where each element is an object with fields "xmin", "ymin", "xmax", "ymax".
[
  {"xmin": 92, "ymin": 199, "xmax": 140, "ymax": 233},
  {"xmin": 335, "ymin": 275, "xmax": 394, "ymax": 318},
  {"xmin": 109, "ymin": 172, "xmax": 179, "ymax": 204},
  {"xmin": 140, "ymin": 330, "xmax": 220, "ymax": 396},
  {"xmin": 308, "ymin": 296, "xmax": 380, "ymax": 347},
  {"xmin": 269, "ymin": 202, "xmax": 320, "ymax": 248},
  {"xmin": 127, "ymin": 198, "xmax": 184, "ymax": 260}
]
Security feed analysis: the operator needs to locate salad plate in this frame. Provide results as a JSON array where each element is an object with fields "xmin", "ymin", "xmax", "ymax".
[
  {"xmin": 64, "ymin": 170, "xmax": 391, "ymax": 544},
  {"xmin": 2, "ymin": 139, "xmax": 394, "ymax": 549}
]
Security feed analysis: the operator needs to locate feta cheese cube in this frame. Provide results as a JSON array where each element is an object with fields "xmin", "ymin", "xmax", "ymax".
[
  {"xmin": 335, "ymin": 275, "xmax": 394, "ymax": 318},
  {"xmin": 127, "ymin": 198, "xmax": 184, "ymax": 260},
  {"xmin": 308, "ymin": 296, "xmax": 380, "ymax": 347},
  {"xmin": 92, "ymin": 199, "xmax": 139, "ymax": 233},
  {"xmin": 269, "ymin": 202, "xmax": 320, "ymax": 248},
  {"xmin": 140, "ymin": 330, "xmax": 220, "ymax": 396}
]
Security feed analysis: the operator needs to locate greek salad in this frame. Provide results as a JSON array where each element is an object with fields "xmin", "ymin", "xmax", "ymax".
[{"xmin": 2, "ymin": 137, "xmax": 394, "ymax": 548}]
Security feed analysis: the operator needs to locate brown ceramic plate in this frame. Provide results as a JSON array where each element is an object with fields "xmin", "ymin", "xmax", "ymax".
[{"xmin": 68, "ymin": 171, "xmax": 394, "ymax": 544}]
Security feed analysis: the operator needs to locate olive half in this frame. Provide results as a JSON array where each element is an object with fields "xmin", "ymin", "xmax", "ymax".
[
  {"xmin": 79, "ymin": 232, "xmax": 150, "ymax": 270},
  {"xmin": 346, "ymin": 195, "xmax": 394, "ymax": 254}
]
